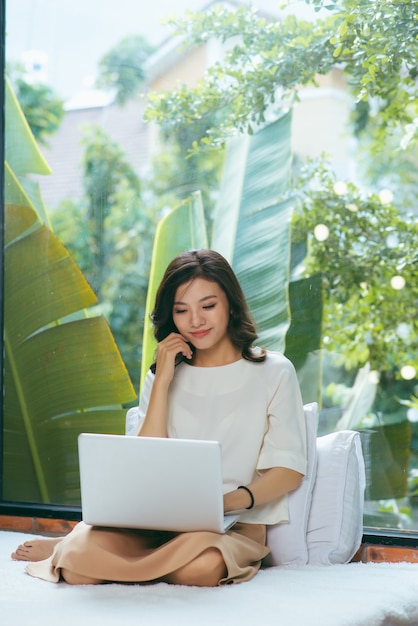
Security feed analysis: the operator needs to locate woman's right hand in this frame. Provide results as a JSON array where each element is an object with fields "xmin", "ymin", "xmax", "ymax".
[
  {"xmin": 139, "ymin": 333, "xmax": 192, "ymax": 438},
  {"xmin": 154, "ymin": 332, "xmax": 193, "ymax": 386}
]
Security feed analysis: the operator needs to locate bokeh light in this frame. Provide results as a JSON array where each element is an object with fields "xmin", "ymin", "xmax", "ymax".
[
  {"xmin": 379, "ymin": 189, "xmax": 394, "ymax": 205},
  {"xmin": 386, "ymin": 233, "xmax": 399, "ymax": 249},
  {"xmin": 401, "ymin": 365, "xmax": 416, "ymax": 381},
  {"xmin": 368, "ymin": 371, "xmax": 380, "ymax": 384},
  {"xmin": 390, "ymin": 275, "xmax": 406, "ymax": 290},
  {"xmin": 396, "ymin": 323, "xmax": 411, "ymax": 339},
  {"xmin": 313, "ymin": 224, "xmax": 330, "ymax": 241},
  {"xmin": 333, "ymin": 181, "xmax": 348, "ymax": 195}
]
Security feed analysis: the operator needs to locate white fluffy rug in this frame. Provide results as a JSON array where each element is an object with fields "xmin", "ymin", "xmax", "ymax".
[{"xmin": 2, "ymin": 531, "xmax": 418, "ymax": 626}]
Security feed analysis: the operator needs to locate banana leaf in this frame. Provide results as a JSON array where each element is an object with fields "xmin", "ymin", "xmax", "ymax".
[
  {"xmin": 3, "ymin": 79, "xmax": 137, "ymax": 506},
  {"xmin": 212, "ymin": 112, "xmax": 294, "ymax": 351},
  {"xmin": 140, "ymin": 113, "xmax": 295, "ymax": 393},
  {"xmin": 140, "ymin": 192, "xmax": 208, "ymax": 387},
  {"xmin": 5, "ymin": 76, "xmax": 51, "ymax": 224},
  {"xmin": 5, "ymin": 77, "xmax": 51, "ymax": 177},
  {"xmin": 4, "ymin": 202, "xmax": 137, "ymax": 504},
  {"xmin": 360, "ymin": 421, "xmax": 411, "ymax": 500},
  {"xmin": 285, "ymin": 274, "xmax": 323, "ymax": 403}
]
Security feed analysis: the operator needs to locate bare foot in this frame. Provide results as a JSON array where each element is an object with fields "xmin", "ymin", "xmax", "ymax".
[{"xmin": 11, "ymin": 537, "xmax": 63, "ymax": 562}]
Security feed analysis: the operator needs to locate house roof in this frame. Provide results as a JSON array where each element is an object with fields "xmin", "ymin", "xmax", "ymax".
[
  {"xmin": 144, "ymin": 0, "xmax": 279, "ymax": 83},
  {"xmin": 34, "ymin": 94, "xmax": 148, "ymax": 209}
]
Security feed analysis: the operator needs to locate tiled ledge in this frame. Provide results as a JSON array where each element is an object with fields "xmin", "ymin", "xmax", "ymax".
[
  {"xmin": 0, "ymin": 515, "xmax": 78, "ymax": 536},
  {"xmin": 2, "ymin": 516, "xmax": 418, "ymax": 564},
  {"xmin": 355, "ymin": 544, "xmax": 418, "ymax": 563}
]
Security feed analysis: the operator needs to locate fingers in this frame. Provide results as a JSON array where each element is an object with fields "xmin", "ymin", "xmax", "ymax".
[
  {"xmin": 154, "ymin": 333, "xmax": 192, "ymax": 383},
  {"xmin": 158, "ymin": 333, "xmax": 193, "ymax": 361}
]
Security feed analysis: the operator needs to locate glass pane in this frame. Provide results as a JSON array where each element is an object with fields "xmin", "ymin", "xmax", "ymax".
[
  {"xmin": 3, "ymin": 0, "xmax": 225, "ymax": 508},
  {"xmin": 3, "ymin": 0, "xmax": 189, "ymax": 506},
  {"xmin": 3, "ymin": 0, "xmax": 417, "ymax": 536}
]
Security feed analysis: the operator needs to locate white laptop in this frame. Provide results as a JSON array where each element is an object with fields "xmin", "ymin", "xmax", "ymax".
[{"xmin": 78, "ymin": 433, "xmax": 240, "ymax": 534}]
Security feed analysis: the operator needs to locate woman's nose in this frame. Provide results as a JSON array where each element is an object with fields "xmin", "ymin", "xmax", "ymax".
[{"xmin": 190, "ymin": 310, "xmax": 204, "ymax": 327}]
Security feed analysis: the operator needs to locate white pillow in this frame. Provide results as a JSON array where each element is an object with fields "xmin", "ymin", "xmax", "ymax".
[
  {"xmin": 265, "ymin": 402, "xmax": 319, "ymax": 566},
  {"xmin": 306, "ymin": 430, "xmax": 365, "ymax": 565}
]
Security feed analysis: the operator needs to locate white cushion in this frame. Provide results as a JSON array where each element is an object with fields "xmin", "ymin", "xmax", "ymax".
[
  {"xmin": 306, "ymin": 430, "xmax": 366, "ymax": 565},
  {"xmin": 265, "ymin": 402, "xmax": 319, "ymax": 566}
]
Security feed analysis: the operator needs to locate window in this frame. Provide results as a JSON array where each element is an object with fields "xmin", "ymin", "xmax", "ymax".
[{"xmin": 2, "ymin": 0, "xmax": 417, "ymax": 545}]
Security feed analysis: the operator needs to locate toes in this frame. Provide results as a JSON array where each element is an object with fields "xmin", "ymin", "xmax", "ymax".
[
  {"xmin": 11, "ymin": 541, "xmax": 33, "ymax": 558},
  {"xmin": 11, "ymin": 545, "xmax": 32, "ymax": 561}
]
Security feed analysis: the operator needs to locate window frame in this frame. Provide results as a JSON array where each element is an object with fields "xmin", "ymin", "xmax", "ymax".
[
  {"xmin": 0, "ymin": 0, "xmax": 5, "ymax": 515},
  {"xmin": 1, "ymin": 0, "xmax": 417, "ymax": 547},
  {"xmin": 0, "ymin": 0, "xmax": 79, "ymax": 524}
]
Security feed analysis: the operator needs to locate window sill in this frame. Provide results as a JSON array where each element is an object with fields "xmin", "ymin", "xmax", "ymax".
[
  {"xmin": 1, "ymin": 516, "xmax": 418, "ymax": 562},
  {"xmin": 0, "ymin": 515, "xmax": 78, "ymax": 536}
]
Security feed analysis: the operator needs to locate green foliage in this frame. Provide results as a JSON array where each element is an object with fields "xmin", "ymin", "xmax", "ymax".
[
  {"xmin": 140, "ymin": 115, "xmax": 322, "ymax": 405},
  {"xmin": 5, "ymin": 77, "xmax": 51, "ymax": 184},
  {"xmin": 5, "ymin": 204, "xmax": 137, "ymax": 503},
  {"xmin": 144, "ymin": 0, "xmax": 417, "ymax": 404},
  {"xmin": 50, "ymin": 199, "xmax": 95, "ymax": 273},
  {"xmin": 211, "ymin": 113, "xmax": 295, "ymax": 352},
  {"xmin": 150, "ymin": 120, "xmax": 225, "ymax": 231},
  {"xmin": 52, "ymin": 119, "xmax": 222, "ymax": 391},
  {"xmin": 96, "ymin": 34, "xmax": 154, "ymax": 105},
  {"xmin": 353, "ymin": 125, "xmax": 418, "ymax": 214},
  {"xmin": 145, "ymin": 6, "xmax": 334, "ymax": 145},
  {"xmin": 145, "ymin": 1, "xmax": 418, "ymax": 155},
  {"xmin": 4, "ymin": 78, "xmax": 137, "ymax": 504},
  {"xmin": 8, "ymin": 63, "xmax": 65, "ymax": 145},
  {"xmin": 291, "ymin": 160, "xmax": 418, "ymax": 376},
  {"xmin": 141, "ymin": 192, "xmax": 208, "ymax": 385},
  {"xmin": 57, "ymin": 109, "xmax": 223, "ymax": 392},
  {"xmin": 319, "ymin": 0, "xmax": 418, "ymax": 139},
  {"xmin": 79, "ymin": 125, "xmax": 142, "ymax": 291},
  {"xmin": 51, "ymin": 128, "xmax": 156, "ymax": 391}
]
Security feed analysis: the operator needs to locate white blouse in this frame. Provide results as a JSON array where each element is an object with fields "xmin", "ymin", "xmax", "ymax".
[{"xmin": 137, "ymin": 351, "xmax": 307, "ymax": 525}]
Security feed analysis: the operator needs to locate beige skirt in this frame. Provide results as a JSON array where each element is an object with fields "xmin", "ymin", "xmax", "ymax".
[{"xmin": 26, "ymin": 521, "xmax": 269, "ymax": 585}]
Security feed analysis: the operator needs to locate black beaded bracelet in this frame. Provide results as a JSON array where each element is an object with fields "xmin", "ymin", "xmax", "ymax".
[{"xmin": 237, "ymin": 485, "xmax": 255, "ymax": 510}]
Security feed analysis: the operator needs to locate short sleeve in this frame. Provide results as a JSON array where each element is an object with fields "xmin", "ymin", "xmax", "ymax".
[
  {"xmin": 257, "ymin": 354, "xmax": 307, "ymax": 475},
  {"xmin": 135, "ymin": 370, "xmax": 155, "ymax": 435}
]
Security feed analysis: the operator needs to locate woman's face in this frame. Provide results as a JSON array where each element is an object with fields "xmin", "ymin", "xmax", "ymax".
[{"xmin": 172, "ymin": 277, "xmax": 234, "ymax": 358}]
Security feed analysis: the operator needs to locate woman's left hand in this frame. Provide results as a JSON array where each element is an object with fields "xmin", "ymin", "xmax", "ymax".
[{"xmin": 224, "ymin": 467, "xmax": 303, "ymax": 512}]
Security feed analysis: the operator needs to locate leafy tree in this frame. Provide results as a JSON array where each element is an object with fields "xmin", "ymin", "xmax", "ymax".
[
  {"xmin": 7, "ymin": 63, "xmax": 64, "ymax": 145},
  {"xmin": 145, "ymin": 0, "xmax": 418, "ymax": 156},
  {"xmin": 96, "ymin": 34, "xmax": 155, "ymax": 105},
  {"xmin": 291, "ymin": 159, "xmax": 418, "ymax": 379},
  {"xmin": 80, "ymin": 125, "xmax": 142, "ymax": 290},
  {"xmin": 50, "ymin": 26, "xmax": 223, "ymax": 389},
  {"xmin": 4, "ymin": 76, "xmax": 137, "ymax": 504},
  {"xmin": 144, "ymin": 0, "xmax": 418, "ymax": 398},
  {"xmin": 150, "ymin": 118, "xmax": 225, "ymax": 233},
  {"xmin": 51, "ymin": 126, "xmax": 155, "ymax": 390}
]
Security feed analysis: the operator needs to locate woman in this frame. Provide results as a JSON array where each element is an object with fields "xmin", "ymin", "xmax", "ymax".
[{"xmin": 12, "ymin": 249, "xmax": 307, "ymax": 586}]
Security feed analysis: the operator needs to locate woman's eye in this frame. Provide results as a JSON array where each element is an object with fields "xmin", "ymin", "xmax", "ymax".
[
  {"xmin": 203, "ymin": 304, "xmax": 216, "ymax": 310},
  {"xmin": 174, "ymin": 309, "xmax": 187, "ymax": 315}
]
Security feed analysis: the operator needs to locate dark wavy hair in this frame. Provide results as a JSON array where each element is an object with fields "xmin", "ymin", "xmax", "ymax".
[{"xmin": 150, "ymin": 249, "xmax": 266, "ymax": 372}]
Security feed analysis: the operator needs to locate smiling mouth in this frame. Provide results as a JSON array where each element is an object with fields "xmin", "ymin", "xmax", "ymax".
[{"xmin": 191, "ymin": 329, "xmax": 211, "ymax": 339}]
